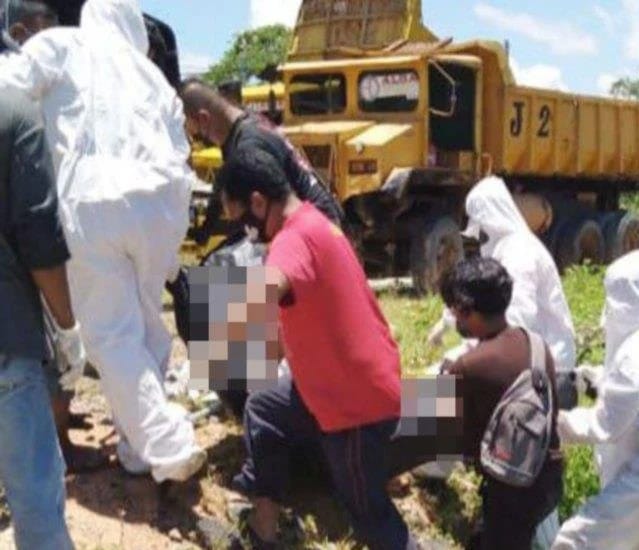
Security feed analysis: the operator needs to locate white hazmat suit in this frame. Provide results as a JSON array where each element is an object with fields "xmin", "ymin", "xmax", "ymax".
[
  {"xmin": 464, "ymin": 176, "xmax": 577, "ymax": 373},
  {"xmin": 0, "ymin": 0, "xmax": 204, "ymax": 482},
  {"xmin": 553, "ymin": 251, "xmax": 639, "ymax": 550}
]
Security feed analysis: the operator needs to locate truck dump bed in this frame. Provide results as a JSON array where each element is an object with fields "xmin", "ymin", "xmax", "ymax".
[
  {"xmin": 501, "ymin": 86, "xmax": 639, "ymax": 179},
  {"xmin": 289, "ymin": 0, "xmax": 437, "ymax": 60},
  {"xmin": 445, "ymin": 41, "xmax": 639, "ymax": 183}
]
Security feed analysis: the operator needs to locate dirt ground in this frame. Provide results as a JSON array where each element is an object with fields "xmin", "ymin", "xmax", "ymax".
[{"xmin": 0, "ymin": 308, "xmax": 463, "ymax": 550}]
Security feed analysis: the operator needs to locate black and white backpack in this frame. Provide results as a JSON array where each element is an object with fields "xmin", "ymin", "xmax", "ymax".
[{"xmin": 480, "ymin": 329, "xmax": 554, "ymax": 488}]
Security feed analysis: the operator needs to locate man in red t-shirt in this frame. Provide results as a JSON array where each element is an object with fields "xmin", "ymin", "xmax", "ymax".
[{"xmin": 216, "ymin": 149, "xmax": 418, "ymax": 549}]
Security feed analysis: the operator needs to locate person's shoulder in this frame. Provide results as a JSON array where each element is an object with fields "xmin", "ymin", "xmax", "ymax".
[
  {"xmin": 271, "ymin": 204, "xmax": 323, "ymax": 247},
  {"xmin": 293, "ymin": 203, "xmax": 339, "ymax": 235},
  {"xmin": 459, "ymin": 329, "xmax": 524, "ymax": 374}
]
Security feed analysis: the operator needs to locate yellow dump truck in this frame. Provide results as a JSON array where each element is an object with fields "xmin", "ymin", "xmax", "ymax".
[{"xmin": 278, "ymin": 0, "xmax": 639, "ymax": 290}]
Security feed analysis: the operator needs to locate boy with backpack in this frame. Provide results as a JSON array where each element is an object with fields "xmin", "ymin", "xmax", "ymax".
[{"xmin": 440, "ymin": 257, "xmax": 563, "ymax": 549}]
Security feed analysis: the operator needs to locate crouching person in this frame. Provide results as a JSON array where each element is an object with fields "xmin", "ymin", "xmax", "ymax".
[
  {"xmin": 441, "ymin": 258, "xmax": 563, "ymax": 550},
  {"xmin": 217, "ymin": 148, "xmax": 419, "ymax": 549}
]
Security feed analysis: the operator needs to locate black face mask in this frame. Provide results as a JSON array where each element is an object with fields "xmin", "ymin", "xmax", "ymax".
[
  {"xmin": 463, "ymin": 230, "xmax": 490, "ymax": 259},
  {"xmin": 239, "ymin": 202, "xmax": 271, "ymax": 243},
  {"xmin": 462, "ymin": 236, "xmax": 481, "ymax": 259}
]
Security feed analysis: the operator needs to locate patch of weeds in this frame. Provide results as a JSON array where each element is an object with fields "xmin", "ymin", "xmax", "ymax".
[
  {"xmin": 562, "ymin": 264, "xmax": 606, "ymax": 365},
  {"xmin": 416, "ymin": 465, "xmax": 480, "ymax": 546},
  {"xmin": 559, "ymin": 444, "xmax": 600, "ymax": 522}
]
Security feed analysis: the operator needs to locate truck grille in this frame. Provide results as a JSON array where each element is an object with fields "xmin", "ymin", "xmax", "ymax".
[
  {"xmin": 302, "ymin": 145, "xmax": 331, "ymax": 170},
  {"xmin": 301, "ymin": 145, "xmax": 334, "ymax": 190}
]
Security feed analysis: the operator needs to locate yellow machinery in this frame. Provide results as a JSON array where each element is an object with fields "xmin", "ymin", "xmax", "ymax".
[
  {"xmin": 190, "ymin": 0, "xmax": 639, "ymax": 286},
  {"xmin": 277, "ymin": 0, "xmax": 639, "ymax": 290}
]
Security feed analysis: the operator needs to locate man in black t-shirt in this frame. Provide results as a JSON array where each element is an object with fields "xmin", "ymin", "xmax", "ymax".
[{"xmin": 180, "ymin": 78, "xmax": 344, "ymax": 228}]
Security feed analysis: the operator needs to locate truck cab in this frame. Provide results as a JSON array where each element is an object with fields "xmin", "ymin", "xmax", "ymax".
[{"xmin": 281, "ymin": 52, "xmax": 483, "ymax": 287}]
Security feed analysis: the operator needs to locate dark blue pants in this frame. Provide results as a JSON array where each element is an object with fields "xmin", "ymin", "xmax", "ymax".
[{"xmin": 233, "ymin": 374, "xmax": 418, "ymax": 550}]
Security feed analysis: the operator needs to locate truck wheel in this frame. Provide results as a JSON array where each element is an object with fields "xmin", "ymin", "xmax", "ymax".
[
  {"xmin": 410, "ymin": 216, "xmax": 463, "ymax": 295},
  {"xmin": 556, "ymin": 217, "xmax": 605, "ymax": 271},
  {"xmin": 600, "ymin": 211, "xmax": 639, "ymax": 262}
]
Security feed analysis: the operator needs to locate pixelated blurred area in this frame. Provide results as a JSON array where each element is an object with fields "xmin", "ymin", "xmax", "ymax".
[
  {"xmin": 188, "ymin": 265, "xmax": 279, "ymax": 393},
  {"xmin": 389, "ymin": 377, "xmax": 464, "ymax": 472}
]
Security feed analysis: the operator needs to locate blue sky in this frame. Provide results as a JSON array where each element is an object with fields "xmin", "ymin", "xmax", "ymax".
[{"xmin": 139, "ymin": 0, "xmax": 639, "ymax": 96}]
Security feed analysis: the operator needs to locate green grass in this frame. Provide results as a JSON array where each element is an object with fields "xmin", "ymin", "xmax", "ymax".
[
  {"xmin": 376, "ymin": 265, "xmax": 605, "ymax": 543},
  {"xmin": 377, "ymin": 291, "xmax": 454, "ymax": 377}
]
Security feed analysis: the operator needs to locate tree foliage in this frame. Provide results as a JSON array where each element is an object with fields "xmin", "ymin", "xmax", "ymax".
[
  {"xmin": 204, "ymin": 25, "xmax": 292, "ymax": 86},
  {"xmin": 610, "ymin": 77, "xmax": 639, "ymax": 100}
]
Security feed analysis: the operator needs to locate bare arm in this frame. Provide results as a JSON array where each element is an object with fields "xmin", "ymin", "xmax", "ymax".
[{"xmin": 31, "ymin": 265, "xmax": 75, "ymax": 330}]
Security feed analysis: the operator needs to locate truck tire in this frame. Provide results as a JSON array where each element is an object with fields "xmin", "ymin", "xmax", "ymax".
[
  {"xmin": 410, "ymin": 216, "xmax": 463, "ymax": 295},
  {"xmin": 555, "ymin": 217, "xmax": 605, "ymax": 271},
  {"xmin": 600, "ymin": 211, "xmax": 639, "ymax": 262}
]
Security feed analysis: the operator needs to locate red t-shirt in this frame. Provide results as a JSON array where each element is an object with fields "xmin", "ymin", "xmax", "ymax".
[{"xmin": 266, "ymin": 202, "xmax": 401, "ymax": 432}]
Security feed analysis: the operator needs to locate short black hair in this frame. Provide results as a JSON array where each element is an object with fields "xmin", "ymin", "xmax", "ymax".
[
  {"xmin": 5, "ymin": 0, "xmax": 57, "ymax": 27},
  {"xmin": 217, "ymin": 148, "xmax": 292, "ymax": 206},
  {"xmin": 179, "ymin": 78, "xmax": 231, "ymax": 117},
  {"xmin": 440, "ymin": 257, "xmax": 513, "ymax": 317}
]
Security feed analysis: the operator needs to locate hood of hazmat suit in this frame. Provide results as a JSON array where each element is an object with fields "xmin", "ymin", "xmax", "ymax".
[
  {"xmin": 464, "ymin": 177, "xmax": 576, "ymax": 372},
  {"xmin": 0, "ymin": 0, "xmax": 192, "ymax": 208},
  {"xmin": 559, "ymin": 251, "xmax": 639, "ymax": 487}
]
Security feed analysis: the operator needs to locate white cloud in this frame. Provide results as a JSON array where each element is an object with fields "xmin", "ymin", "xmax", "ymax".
[
  {"xmin": 622, "ymin": 0, "xmax": 639, "ymax": 60},
  {"xmin": 250, "ymin": 0, "xmax": 301, "ymax": 28},
  {"xmin": 474, "ymin": 3, "xmax": 598, "ymax": 56},
  {"xmin": 510, "ymin": 58, "xmax": 569, "ymax": 91},
  {"xmin": 593, "ymin": 5, "xmax": 615, "ymax": 33},
  {"xmin": 180, "ymin": 51, "xmax": 216, "ymax": 77},
  {"xmin": 597, "ymin": 73, "xmax": 619, "ymax": 96}
]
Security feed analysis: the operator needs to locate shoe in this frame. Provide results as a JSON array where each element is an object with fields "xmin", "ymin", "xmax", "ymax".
[{"xmin": 152, "ymin": 448, "xmax": 207, "ymax": 483}]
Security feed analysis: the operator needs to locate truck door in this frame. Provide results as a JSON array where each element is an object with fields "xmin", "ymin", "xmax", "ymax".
[{"xmin": 428, "ymin": 61, "xmax": 479, "ymax": 170}]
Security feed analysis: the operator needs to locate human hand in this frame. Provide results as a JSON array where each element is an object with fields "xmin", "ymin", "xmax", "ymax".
[{"xmin": 57, "ymin": 322, "xmax": 87, "ymax": 390}]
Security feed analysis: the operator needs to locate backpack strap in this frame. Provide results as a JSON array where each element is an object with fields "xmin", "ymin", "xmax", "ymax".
[
  {"xmin": 527, "ymin": 330, "xmax": 546, "ymax": 375},
  {"xmin": 525, "ymin": 329, "xmax": 553, "ymax": 409}
]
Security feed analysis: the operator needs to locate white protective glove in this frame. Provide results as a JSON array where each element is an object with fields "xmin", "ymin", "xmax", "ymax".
[{"xmin": 57, "ymin": 322, "xmax": 87, "ymax": 391}]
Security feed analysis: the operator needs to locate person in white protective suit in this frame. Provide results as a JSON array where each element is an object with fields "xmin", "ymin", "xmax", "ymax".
[
  {"xmin": 552, "ymin": 250, "xmax": 639, "ymax": 550},
  {"xmin": 451, "ymin": 177, "xmax": 577, "ymax": 378},
  {"xmin": 426, "ymin": 176, "xmax": 577, "ymax": 548},
  {"xmin": 0, "ymin": 0, "xmax": 206, "ymax": 482},
  {"xmin": 430, "ymin": 178, "xmax": 577, "ymax": 388}
]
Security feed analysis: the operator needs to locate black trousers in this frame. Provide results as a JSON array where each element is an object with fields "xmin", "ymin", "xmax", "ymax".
[
  {"xmin": 478, "ymin": 459, "xmax": 563, "ymax": 550},
  {"xmin": 232, "ymin": 374, "xmax": 419, "ymax": 550}
]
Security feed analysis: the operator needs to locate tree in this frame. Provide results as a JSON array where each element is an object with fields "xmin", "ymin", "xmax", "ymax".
[
  {"xmin": 204, "ymin": 25, "xmax": 292, "ymax": 86},
  {"xmin": 610, "ymin": 77, "xmax": 639, "ymax": 100}
]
